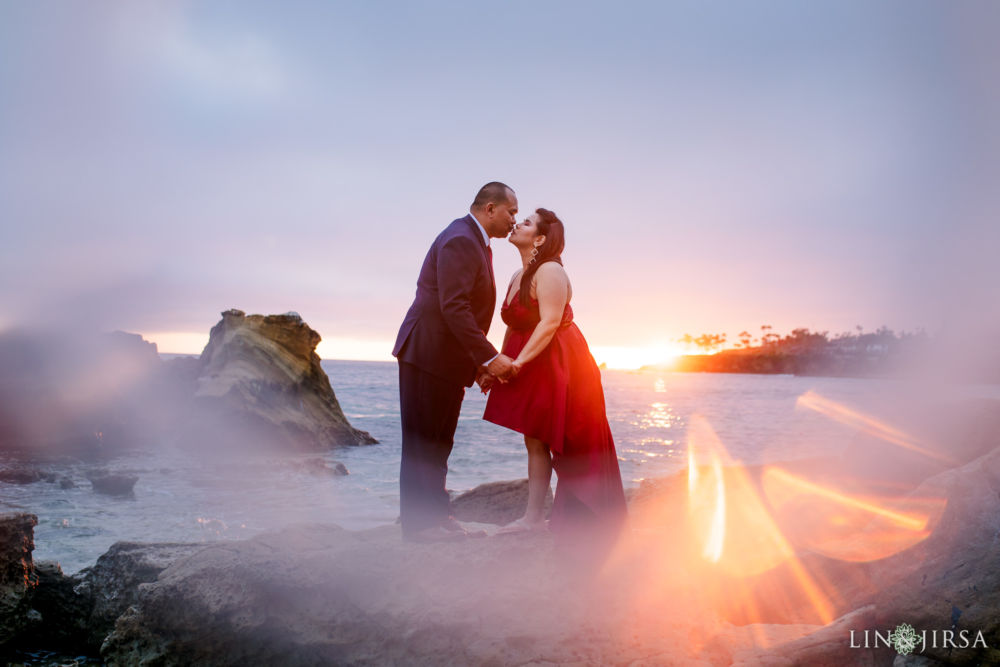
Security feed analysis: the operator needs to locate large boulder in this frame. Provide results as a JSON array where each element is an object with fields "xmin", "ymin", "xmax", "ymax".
[
  {"xmin": 99, "ymin": 523, "xmax": 689, "ymax": 666},
  {"xmin": 0, "ymin": 465, "xmax": 54, "ymax": 485},
  {"xmin": 0, "ymin": 513, "xmax": 39, "ymax": 647},
  {"xmin": 11, "ymin": 539, "xmax": 207, "ymax": 655},
  {"xmin": 74, "ymin": 541, "xmax": 209, "ymax": 650},
  {"xmin": 176, "ymin": 309, "xmax": 376, "ymax": 452},
  {"xmin": 86, "ymin": 471, "xmax": 139, "ymax": 497},
  {"xmin": 20, "ymin": 560, "xmax": 91, "ymax": 652}
]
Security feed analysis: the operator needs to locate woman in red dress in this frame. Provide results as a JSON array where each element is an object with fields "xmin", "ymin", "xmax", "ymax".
[{"xmin": 482, "ymin": 208, "xmax": 627, "ymax": 540}]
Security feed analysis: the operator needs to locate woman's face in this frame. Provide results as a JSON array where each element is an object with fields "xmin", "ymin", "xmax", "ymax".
[{"xmin": 509, "ymin": 212, "xmax": 544, "ymax": 249}]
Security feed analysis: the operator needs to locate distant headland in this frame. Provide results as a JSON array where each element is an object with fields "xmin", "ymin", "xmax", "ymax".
[{"xmin": 642, "ymin": 325, "xmax": 999, "ymax": 381}]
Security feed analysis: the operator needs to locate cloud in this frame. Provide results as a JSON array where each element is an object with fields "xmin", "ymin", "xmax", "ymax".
[{"xmin": 153, "ymin": 19, "xmax": 287, "ymax": 102}]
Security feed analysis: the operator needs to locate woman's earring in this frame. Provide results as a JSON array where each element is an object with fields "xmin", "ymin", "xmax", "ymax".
[{"xmin": 529, "ymin": 247, "xmax": 539, "ymax": 265}]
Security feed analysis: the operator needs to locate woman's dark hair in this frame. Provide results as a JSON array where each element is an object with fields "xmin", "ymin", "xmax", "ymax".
[{"xmin": 519, "ymin": 208, "xmax": 566, "ymax": 306}]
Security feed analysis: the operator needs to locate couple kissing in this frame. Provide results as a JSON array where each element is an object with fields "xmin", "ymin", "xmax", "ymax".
[{"xmin": 393, "ymin": 182, "xmax": 627, "ymax": 546}]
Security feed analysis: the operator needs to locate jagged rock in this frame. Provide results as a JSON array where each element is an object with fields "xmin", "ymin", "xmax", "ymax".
[
  {"xmin": 450, "ymin": 478, "xmax": 552, "ymax": 526},
  {"xmin": 86, "ymin": 472, "xmax": 139, "ymax": 497},
  {"xmin": 179, "ymin": 309, "xmax": 376, "ymax": 452},
  {"xmin": 73, "ymin": 541, "xmax": 208, "ymax": 650},
  {"xmin": 7, "ymin": 540, "xmax": 207, "ymax": 655},
  {"xmin": 98, "ymin": 523, "xmax": 606, "ymax": 666},
  {"xmin": 20, "ymin": 560, "xmax": 92, "ymax": 652},
  {"xmin": 0, "ymin": 467, "xmax": 60, "ymax": 485},
  {"xmin": 0, "ymin": 468, "xmax": 43, "ymax": 485},
  {"xmin": 0, "ymin": 513, "xmax": 38, "ymax": 647}
]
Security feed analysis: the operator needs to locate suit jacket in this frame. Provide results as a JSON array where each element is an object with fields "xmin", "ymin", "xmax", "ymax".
[{"xmin": 393, "ymin": 215, "xmax": 499, "ymax": 387}]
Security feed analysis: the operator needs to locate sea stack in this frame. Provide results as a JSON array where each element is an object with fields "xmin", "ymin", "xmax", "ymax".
[{"xmin": 178, "ymin": 309, "xmax": 376, "ymax": 452}]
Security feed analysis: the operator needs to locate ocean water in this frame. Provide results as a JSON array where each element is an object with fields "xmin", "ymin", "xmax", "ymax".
[{"xmin": 2, "ymin": 360, "xmax": 997, "ymax": 575}]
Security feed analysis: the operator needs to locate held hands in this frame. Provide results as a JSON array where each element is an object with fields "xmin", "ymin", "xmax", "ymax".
[
  {"xmin": 475, "ymin": 371, "xmax": 496, "ymax": 394},
  {"xmin": 479, "ymin": 354, "xmax": 522, "ymax": 392},
  {"xmin": 486, "ymin": 353, "xmax": 516, "ymax": 381}
]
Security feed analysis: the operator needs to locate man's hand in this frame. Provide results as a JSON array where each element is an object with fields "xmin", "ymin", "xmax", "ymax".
[
  {"xmin": 486, "ymin": 354, "xmax": 516, "ymax": 381},
  {"xmin": 475, "ymin": 371, "xmax": 496, "ymax": 394}
]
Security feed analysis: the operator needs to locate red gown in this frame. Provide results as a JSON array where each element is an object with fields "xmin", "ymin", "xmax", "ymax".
[{"xmin": 483, "ymin": 290, "xmax": 627, "ymax": 536}]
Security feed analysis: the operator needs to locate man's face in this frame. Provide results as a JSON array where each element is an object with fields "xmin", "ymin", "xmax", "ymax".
[{"xmin": 484, "ymin": 192, "xmax": 518, "ymax": 238}]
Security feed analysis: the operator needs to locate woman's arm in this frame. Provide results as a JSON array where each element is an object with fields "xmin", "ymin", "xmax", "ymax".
[{"xmin": 512, "ymin": 263, "xmax": 569, "ymax": 371}]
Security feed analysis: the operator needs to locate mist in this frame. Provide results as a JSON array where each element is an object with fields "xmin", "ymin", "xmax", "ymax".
[{"xmin": 2, "ymin": 1, "xmax": 1000, "ymax": 663}]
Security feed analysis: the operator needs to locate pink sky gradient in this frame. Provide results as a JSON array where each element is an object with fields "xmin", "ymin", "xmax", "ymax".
[{"xmin": 1, "ymin": 2, "xmax": 997, "ymax": 366}]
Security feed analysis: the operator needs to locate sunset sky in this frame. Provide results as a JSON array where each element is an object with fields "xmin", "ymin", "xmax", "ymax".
[{"xmin": 1, "ymin": 2, "xmax": 997, "ymax": 368}]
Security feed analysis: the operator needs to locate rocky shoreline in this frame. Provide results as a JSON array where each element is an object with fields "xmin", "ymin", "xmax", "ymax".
[
  {"xmin": 2, "ymin": 312, "xmax": 999, "ymax": 664},
  {"xmin": 2, "ymin": 398, "xmax": 999, "ymax": 666}
]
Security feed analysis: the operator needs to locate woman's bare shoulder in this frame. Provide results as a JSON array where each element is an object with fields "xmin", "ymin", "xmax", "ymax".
[
  {"xmin": 534, "ymin": 261, "xmax": 568, "ymax": 280},
  {"xmin": 531, "ymin": 262, "xmax": 570, "ymax": 300}
]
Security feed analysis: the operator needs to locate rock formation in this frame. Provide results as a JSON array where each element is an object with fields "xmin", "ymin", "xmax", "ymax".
[
  {"xmin": 2, "ymin": 435, "xmax": 998, "ymax": 666},
  {"xmin": 6, "ymin": 399, "xmax": 997, "ymax": 664},
  {"xmin": 73, "ymin": 541, "xmax": 208, "ymax": 651},
  {"xmin": 86, "ymin": 471, "xmax": 139, "ymax": 497},
  {"xmin": 0, "ymin": 310, "xmax": 376, "ymax": 459},
  {"xmin": 20, "ymin": 560, "xmax": 92, "ymax": 652},
  {"xmin": 172, "ymin": 309, "xmax": 376, "ymax": 452},
  {"xmin": 98, "ymin": 523, "xmax": 594, "ymax": 666},
  {"xmin": 0, "ymin": 514, "xmax": 38, "ymax": 647},
  {"xmin": 2, "ymin": 522, "xmax": 207, "ymax": 657}
]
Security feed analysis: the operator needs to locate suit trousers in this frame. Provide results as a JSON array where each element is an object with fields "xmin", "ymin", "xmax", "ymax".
[{"xmin": 398, "ymin": 360, "xmax": 465, "ymax": 537}]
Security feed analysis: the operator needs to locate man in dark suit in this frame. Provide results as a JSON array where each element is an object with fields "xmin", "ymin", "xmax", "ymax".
[{"xmin": 393, "ymin": 182, "xmax": 518, "ymax": 542}]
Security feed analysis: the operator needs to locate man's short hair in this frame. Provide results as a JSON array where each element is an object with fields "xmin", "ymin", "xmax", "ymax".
[{"xmin": 471, "ymin": 182, "xmax": 514, "ymax": 208}]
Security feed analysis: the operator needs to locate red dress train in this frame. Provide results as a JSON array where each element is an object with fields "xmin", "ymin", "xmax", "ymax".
[{"xmin": 483, "ymin": 291, "xmax": 627, "ymax": 537}]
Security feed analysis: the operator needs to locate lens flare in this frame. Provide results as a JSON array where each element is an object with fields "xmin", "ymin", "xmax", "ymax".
[
  {"xmin": 690, "ymin": 451, "xmax": 726, "ymax": 562},
  {"xmin": 796, "ymin": 391, "xmax": 955, "ymax": 465},
  {"xmin": 763, "ymin": 466, "xmax": 947, "ymax": 562},
  {"xmin": 683, "ymin": 416, "xmax": 838, "ymax": 626}
]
